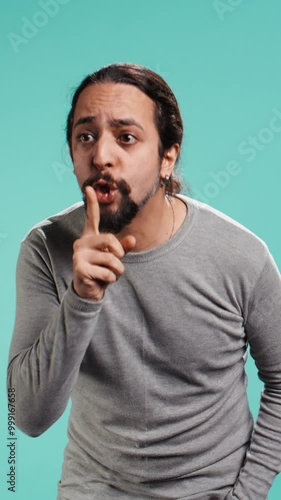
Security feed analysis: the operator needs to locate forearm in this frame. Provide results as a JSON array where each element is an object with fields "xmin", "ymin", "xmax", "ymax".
[
  {"xmin": 8, "ymin": 285, "xmax": 102, "ymax": 437},
  {"xmin": 230, "ymin": 385, "xmax": 281, "ymax": 499}
]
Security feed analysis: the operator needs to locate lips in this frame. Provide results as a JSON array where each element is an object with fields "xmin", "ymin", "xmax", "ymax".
[{"xmin": 93, "ymin": 179, "xmax": 117, "ymax": 204}]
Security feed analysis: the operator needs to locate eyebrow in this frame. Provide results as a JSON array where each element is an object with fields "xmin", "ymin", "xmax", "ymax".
[{"xmin": 73, "ymin": 115, "xmax": 144, "ymax": 132}]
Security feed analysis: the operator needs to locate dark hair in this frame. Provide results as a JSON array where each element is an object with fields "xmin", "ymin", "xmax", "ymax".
[{"xmin": 66, "ymin": 63, "xmax": 184, "ymax": 195}]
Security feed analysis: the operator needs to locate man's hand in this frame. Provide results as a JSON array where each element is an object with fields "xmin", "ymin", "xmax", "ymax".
[{"xmin": 73, "ymin": 186, "xmax": 136, "ymax": 301}]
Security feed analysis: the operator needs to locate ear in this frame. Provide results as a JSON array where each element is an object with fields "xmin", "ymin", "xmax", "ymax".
[{"xmin": 159, "ymin": 144, "xmax": 180, "ymax": 178}]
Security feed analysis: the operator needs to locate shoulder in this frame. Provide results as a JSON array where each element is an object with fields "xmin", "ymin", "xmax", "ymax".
[
  {"xmin": 22, "ymin": 202, "xmax": 85, "ymax": 251},
  {"xmin": 178, "ymin": 195, "xmax": 269, "ymax": 270},
  {"xmin": 23, "ymin": 202, "xmax": 84, "ymax": 241}
]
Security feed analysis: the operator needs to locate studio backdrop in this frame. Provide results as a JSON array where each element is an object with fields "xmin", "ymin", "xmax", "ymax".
[{"xmin": 1, "ymin": 1, "xmax": 281, "ymax": 498}]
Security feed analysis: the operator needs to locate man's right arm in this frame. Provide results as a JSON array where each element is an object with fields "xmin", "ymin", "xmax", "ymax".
[
  {"xmin": 7, "ymin": 187, "xmax": 135, "ymax": 437},
  {"xmin": 7, "ymin": 235, "xmax": 104, "ymax": 437}
]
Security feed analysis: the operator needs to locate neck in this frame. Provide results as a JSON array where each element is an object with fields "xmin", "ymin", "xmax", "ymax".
[{"xmin": 118, "ymin": 190, "xmax": 186, "ymax": 252}]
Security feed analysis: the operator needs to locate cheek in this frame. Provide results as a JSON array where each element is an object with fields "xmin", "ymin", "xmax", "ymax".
[
  {"xmin": 129, "ymin": 168, "xmax": 158, "ymax": 196},
  {"xmin": 72, "ymin": 159, "xmax": 90, "ymax": 188},
  {"xmin": 72, "ymin": 143, "xmax": 90, "ymax": 166},
  {"xmin": 72, "ymin": 146, "xmax": 89, "ymax": 165},
  {"xmin": 73, "ymin": 170, "xmax": 84, "ymax": 189}
]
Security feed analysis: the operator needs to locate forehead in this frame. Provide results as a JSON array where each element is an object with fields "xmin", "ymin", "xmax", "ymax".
[{"xmin": 73, "ymin": 82, "xmax": 156, "ymax": 126}]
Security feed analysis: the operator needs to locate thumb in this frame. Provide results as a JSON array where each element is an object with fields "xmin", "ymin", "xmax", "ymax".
[{"xmin": 119, "ymin": 235, "xmax": 136, "ymax": 254}]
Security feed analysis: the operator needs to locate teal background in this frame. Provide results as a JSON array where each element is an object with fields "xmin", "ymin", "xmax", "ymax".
[{"xmin": 1, "ymin": 0, "xmax": 281, "ymax": 498}]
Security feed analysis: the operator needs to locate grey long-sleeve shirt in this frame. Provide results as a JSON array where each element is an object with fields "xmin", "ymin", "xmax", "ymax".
[{"xmin": 7, "ymin": 196, "xmax": 281, "ymax": 499}]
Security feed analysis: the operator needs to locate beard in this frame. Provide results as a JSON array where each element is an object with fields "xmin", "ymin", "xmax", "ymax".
[{"xmin": 81, "ymin": 171, "xmax": 160, "ymax": 234}]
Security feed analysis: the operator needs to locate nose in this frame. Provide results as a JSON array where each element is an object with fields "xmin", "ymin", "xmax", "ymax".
[{"xmin": 91, "ymin": 133, "xmax": 115, "ymax": 171}]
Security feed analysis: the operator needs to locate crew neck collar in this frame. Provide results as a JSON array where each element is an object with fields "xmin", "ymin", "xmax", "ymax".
[{"xmin": 122, "ymin": 195, "xmax": 197, "ymax": 263}]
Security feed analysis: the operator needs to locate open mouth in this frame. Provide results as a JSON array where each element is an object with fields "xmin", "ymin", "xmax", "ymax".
[{"xmin": 93, "ymin": 179, "xmax": 117, "ymax": 204}]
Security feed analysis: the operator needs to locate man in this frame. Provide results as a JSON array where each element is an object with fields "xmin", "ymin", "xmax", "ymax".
[{"xmin": 8, "ymin": 63, "xmax": 281, "ymax": 499}]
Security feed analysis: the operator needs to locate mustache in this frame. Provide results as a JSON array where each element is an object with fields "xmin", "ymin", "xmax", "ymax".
[{"xmin": 81, "ymin": 172, "xmax": 131, "ymax": 199}]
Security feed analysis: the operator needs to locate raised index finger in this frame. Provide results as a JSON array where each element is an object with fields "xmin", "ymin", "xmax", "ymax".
[{"xmin": 84, "ymin": 186, "xmax": 100, "ymax": 235}]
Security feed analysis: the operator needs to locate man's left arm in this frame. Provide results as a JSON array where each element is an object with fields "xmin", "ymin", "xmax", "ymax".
[{"xmin": 230, "ymin": 251, "xmax": 281, "ymax": 499}]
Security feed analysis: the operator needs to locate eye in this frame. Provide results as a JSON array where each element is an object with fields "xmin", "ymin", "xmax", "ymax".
[
  {"xmin": 77, "ymin": 133, "xmax": 95, "ymax": 143},
  {"xmin": 119, "ymin": 133, "xmax": 137, "ymax": 145}
]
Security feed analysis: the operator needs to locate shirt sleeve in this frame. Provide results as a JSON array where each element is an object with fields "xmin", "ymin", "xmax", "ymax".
[
  {"xmin": 231, "ymin": 251, "xmax": 281, "ymax": 499},
  {"xmin": 7, "ymin": 233, "xmax": 102, "ymax": 437}
]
